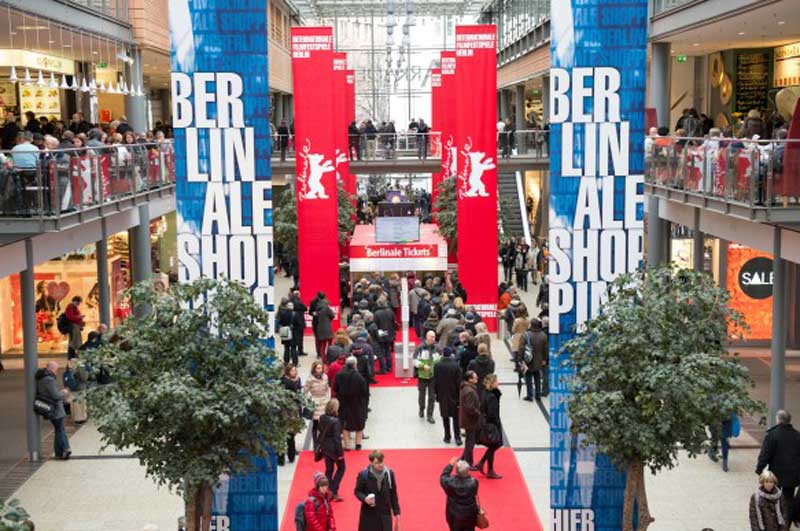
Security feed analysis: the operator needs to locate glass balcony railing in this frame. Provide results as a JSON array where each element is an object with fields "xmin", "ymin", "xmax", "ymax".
[
  {"xmin": 66, "ymin": 0, "xmax": 129, "ymax": 22},
  {"xmin": 645, "ymin": 136, "xmax": 800, "ymax": 209},
  {"xmin": 653, "ymin": 0, "xmax": 697, "ymax": 15},
  {"xmin": 0, "ymin": 141, "xmax": 175, "ymax": 220}
]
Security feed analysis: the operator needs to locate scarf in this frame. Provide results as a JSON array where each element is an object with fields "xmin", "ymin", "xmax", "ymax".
[
  {"xmin": 370, "ymin": 466, "xmax": 387, "ymax": 490},
  {"xmin": 754, "ymin": 486, "xmax": 784, "ymax": 531}
]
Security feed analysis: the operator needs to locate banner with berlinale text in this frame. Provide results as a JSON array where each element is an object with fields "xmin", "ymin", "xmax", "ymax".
[
  {"xmin": 333, "ymin": 53, "xmax": 352, "ymax": 198},
  {"xmin": 455, "ymin": 25, "xmax": 498, "ymax": 330},
  {"xmin": 440, "ymin": 51, "xmax": 457, "ymax": 183},
  {"xmin": 549, "ymin": 0, "xmax": 647, "ymax": 529},
  {"xmin": 291, "ymin": 27, "xmax": 341, "ymax": 327},
  {"xmin": 430, "ymin": 67, "xmax": 443, "ymax": 208},
  {"xmin": 345, "ymin": 69, "xmax": 356, "ymax": 195},
  {"xmin": 168, "ymin": 0, "xmax": 276, "ymax": 529}
]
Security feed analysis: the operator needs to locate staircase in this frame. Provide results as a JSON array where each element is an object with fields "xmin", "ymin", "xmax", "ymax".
[{"xmin": 498, "ymin": 171, "xmax": 525, "ymax": 241}]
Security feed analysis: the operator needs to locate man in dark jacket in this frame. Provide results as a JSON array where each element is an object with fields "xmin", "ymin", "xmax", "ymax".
[
  {"xmin": 354, "ymin": 450, "xmax": 401, "ymax": 531},
  {"xmin": 35, "ymin": 361, "xmax": 71, "ymax": 459},
  {"xmin": 373, "ymin": 300, "xmax": 396, "ymax": 375},
  {"xmin": 756, "ymin": 409, "xmax": 800, "ymax": 524},
  {"xmin": 335, "ymin": 356, "xmax": 369, "ymax": 451},
  {"xmin": 2, "ymin": 112, "xmax": 20, "ymax": 150},
  {"xmin": 467, "ymin": 344, "xmax": 495, "ymax": 394},
  {"xmin": 276, "ymin": 119, "xmax": 290, "ymax": 161},
  {"xmin": 440, "ymin": 457, "xmax": 479, "ymax": 531},
  {"xmin": 517, "ymin": 317, "xmax": 548, "ymax": 401},
  {"xmin": 291, "ymin": 290, "xmax": 307, "ymax": 358},
  {"xmin": 434, "ymin": 347, "xmax": 463, "ymax": 445},
  {"xmin": 459, "ymin": 371, "xmax": 481, "ymax": 467}
]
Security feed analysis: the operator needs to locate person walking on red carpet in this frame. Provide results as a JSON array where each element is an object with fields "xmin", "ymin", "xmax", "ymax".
[
  {"xmin": 335, "ymin": 356, "xmax": 369, "ymax": 451},
  {"xmin": 304, "ymin": 472, "xmax": 337, "ymax": 531},
  {"xmin": 459, "ymin": 371, "xmax": 481, "ymax": 467},
  {"xmin": 354, "ymin": 450, "xmax": 401, "ymax": 531},
  {"xmin": 475, "ymin": 374, "xmax": 504, "ymax": 479},
  {"xmin": 317, "ymin": 399, "xmax": 346, "ymax": 502},
  {"xmin": 440, "ymin": 457, "xmax": 480, "ymax": 531},
  {"xmin": 414, "ymin": 330, "xmax": 441, "ymax": 424},
  {"xmin": 434, "ymin": 347, "xmax": 463, "ymax": 445}
]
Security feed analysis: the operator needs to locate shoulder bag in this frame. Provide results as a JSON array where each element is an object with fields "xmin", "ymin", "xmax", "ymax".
[
  {"xmin": 476, "ymin": 495, "xmax": 489, "ymax": 529},
  {"xmin": 33, "ymin": 395, "xmax": 56, "ymax": 419},
  {"xmin": 314, "ymin": 419, "xmax": 333, "ymax": 462}
]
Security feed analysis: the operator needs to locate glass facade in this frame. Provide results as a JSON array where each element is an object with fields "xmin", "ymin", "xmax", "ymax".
[
  {"xmin": 481, "ymin": 0, "xmax": 548, "ymax": 53},
  {"xmin": 65, "ymin": 0, "xmax": 129, "ymax": 22},
  {"xmin": 652, "ymin": 0, "xmax": 696, "ymax": 15}
]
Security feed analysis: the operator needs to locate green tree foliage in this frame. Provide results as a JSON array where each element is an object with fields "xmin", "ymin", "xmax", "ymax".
[
  {"xmin": 0, "ymin": 499, "xmax": 30, "ymax": 531},
  {"xmin": 82, "ymin": 278, "xmax": 306, "ymax": 531},
  {"xmin": 433, "ymin": 177, "xmax": 457, "ymax": 254},
  {"xmin": 274, "ymin": 181, "xmax": 356, "ymax": 256},
  {"xmin": 563, "ymin": 266, "xmax": 763, "ymax": 531}
]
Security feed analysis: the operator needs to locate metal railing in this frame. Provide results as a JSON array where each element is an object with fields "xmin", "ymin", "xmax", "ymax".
[
  {"xmin": 652, "ymin": 0, "xmax": 696, "ymax": 15},
  {"xmin": 0, "ymin": 141, "xmax": 175, "ymax": 219},
  {"xmin": 645, "ymin": 136, "xmax": 800, "ymax": 208},
  {"xmin": 271, "ymin": 130, "xmax": 550, "ymax": 161}
]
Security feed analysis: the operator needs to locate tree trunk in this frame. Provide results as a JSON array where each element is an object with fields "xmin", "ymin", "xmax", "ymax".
[
  {"xmin": 201, "ymin": 482, "xmax": 213, "ymax": 531},
  {"xmin": 634, "ymin": 460, "xmax": 655, "ymax": 531},
  {"xmin": 186, "ymin": 486, "xmax": 202, "ymax": 531},
  {"xmin": 621, "ymin": 461, "xmax": 639, "ymax": 531}
]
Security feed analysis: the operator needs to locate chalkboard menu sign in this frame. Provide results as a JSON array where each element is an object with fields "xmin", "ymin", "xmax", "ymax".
[{"xmin": 735, "ymin": 50, "xmax": 771, "ymax": 114}]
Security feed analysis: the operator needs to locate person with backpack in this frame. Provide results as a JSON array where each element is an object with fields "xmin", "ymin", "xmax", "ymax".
[
  {"xmin": 467, "ymin": 344, "xmax": 494, "ymax": 397},
  {"xmin": 414, "ymin": 331, "xmax": 441, "ymax": 424},
  {"xmin": 296, "ymin": 472, "xmax": 337, "ymax": 531},
  {"xmin": 516, "ymin": 318, "xmax": 548, "ymax": 402},
  {"xmin": 354, "ymin": 450, "xmax": 401, "ymax": 531},
  {"xmin": 317, "ymin": 399, "xmax": 345, "ymax": 502}
]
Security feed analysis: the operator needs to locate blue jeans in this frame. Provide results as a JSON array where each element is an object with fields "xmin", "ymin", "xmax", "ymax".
[{"xmin": 51, "ymin": 417, "xmax": 70, "ymax": 457}]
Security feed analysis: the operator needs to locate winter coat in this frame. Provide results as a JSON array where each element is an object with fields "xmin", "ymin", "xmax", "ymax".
[
  {"xmin": 334, "ymin": 366, "xmax": 368, "ymax": 431},
  {"xmin": 348, "ymin": 339, "xmax": 374, "ymax": 382},
  {"xmin": 475, "ymin": 332, "xmax": 492, "ymax": 356},
  {"xmin": 756, "ymin": 423, "xmax": 800, "ymax": 488},
  {"xmin": 314, "ymin": 302, "xmax": 336, "ymax": 341},
  {"xmin": 433, "ymin": 357, "xmax": 462, "ymax": 417},
  {"xmin": 518, "ymin": 328, "xmax": 548, "ymax": 372},
  {"xmin": 436, "ymin": 316, "xmax": 461, "ymax": 350},
  {"xmin": 417, "ymin": 298, "xmax": 432, "ymax": 323},
  {"xmin": 510, "ymin": 317, "xmax": 529, "ymax": 353},
  {"xmin": 409, "ymin": 287, "xmax": 428, "ymax": 314},
  {"xmin": 317, "ymin": 414, "xmax": 344, "ymax": 460},
  {"xmin": 304, "ymin": 374, "xmax": 330, "ymax": 421},
  {"xmin": 305, "ymin": 488, "xmax": 337, "ymax": 531},
  {"xmin": 326, "ymin": 343, "xmax": 347, "ymax": 365},
  {"xmin": 373, "ymin": 306, "xmax": 396, "ymax": 342},
  {"xmin": 35, "ymin": 368, "xmax": 66, "ymax": 419},
  {"xmin": 387, "ymin": 280, "xmax": 401, "ymax": 309},
  {"xmin": 327, "ymin": 358, "xmax": 346, "ymax": 397},
  {"xmin": 277, "ymin": 307, "xmax": 294, "ymax": 344},
  {"xmin": 292, "ymin": 299, "xmax": 307, "ymax": 334},
  {"xmin": 413, "ymin": 342, "xmax": 440, "ymax": 380},
  {"xmin": 481, "ymin": 388, "xmax": 504, "ymax": 443},
  {"xmin": 354, "ymin": 466, "xmax": 400, "ymax": 531},
  {"xmin": 440, "ymin": 463, "xmax": 479, "ymax": 526},
  {"xmin": 459, "ymin": 382, "xmax": 481, "ymax": 431},
  {"xmin": 422, "ymin": 315, "xmax": 440, "ymax": 338},
  {"xmin": 458, "ymin": 344, "xmax": 478, "ymax": 375},
  {"xmin": 467, "ymin": 355, "xmax": 495, "ymax": 389},
  {"xmin": 749, "ymin": 487, "xmax": 787, "ymax": 531}
]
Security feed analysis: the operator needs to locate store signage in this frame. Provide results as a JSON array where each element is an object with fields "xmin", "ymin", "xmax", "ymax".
[
  {"xmin": 455, "ymin": 25, "xmax": 498, "ymax": 330},
  {"xmin": 676, "ymin": 54, "xmax": 687, "ymax": 63},
  {"xmin": 549, "ymin": 0, "xmax": 647, "ymax": 529},
  {"xmin": 739, "ymin": 256, "xmax": 774, "ymax": 299},
  {"xmin": 168, "ymin": 0, "xmax": 275, "ymax": 529},
  {"xmin": 0, "ymin": 49, "xmax": 75, "ymax": 75},
  {"xmin": 291, "ymin": 27, "xmax": 341, "ymax": 324},
  {"xmin": 774, "ymin": 41, "xmax": 800, "ymax": 88}
]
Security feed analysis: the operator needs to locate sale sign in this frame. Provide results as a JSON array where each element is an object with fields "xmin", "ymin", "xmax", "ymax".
[
  {"xmin": 291, "ymin": 27, "xmax": 341, "ymax": 322},
  {"xmin": 455, "ymin": 25, "xmax": 498, "ymax": 328},
  {"xmin": 548, "ymin": 0, "xmax": 648, "ymax": 529}
]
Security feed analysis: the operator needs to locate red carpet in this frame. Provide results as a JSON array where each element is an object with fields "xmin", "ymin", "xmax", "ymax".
[
  {"xmin": 279, "ymin": 448, "xmax": 542, "ymax": 531},
  {"xmin": 371, "ymin": 368, "xmax": 417, "ymax": 387}
]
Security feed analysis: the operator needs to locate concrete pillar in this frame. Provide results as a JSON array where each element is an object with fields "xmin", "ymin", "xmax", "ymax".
[
  {"xmin": 770, "ymin": 228, "xmax": 787, "ymax": 427},
  {"xmin": 717, "ymin": 238, "xmax": 728, "ymax": 288},
  {"xmin": 541, "ymin": 75, "xmax": 550, "ymax": 124},
  {"xmin": 125, "ymin": 48, "xmax": 147, "ymax": 133},
  {"xmin": 159, "ymin": 89, "xmax": 171, "ymax": 126},
  {"xmin": 287, "ymin": 94, "xmax": 294, "ymax": 123},
  {"xmin": 130, "ymin": 203, "xmax": 153, "ymax": 283},
  {"xmin": 21, "ymin": 238, "xmax": 41, "ymax": 461},
  {"xmin": 96, "ymin": 219, "xmax": 111, "ymax": 328},
  {"xmin": 275, "ymin": 94, "xmax": 285, "ymax": 124},
  {"xmin": 650, "ymin": 42, "xmax": 671, "ymax": 130},
  {"xmin": 646, "ymin": 196, "xmax": 668, "ymax": 266},
  {"xmin": 497, "ymin": 91, "xmax": 502, "ymax": 120},
  {"xmin": 500, "ymin": 89, "xmax": 510, "ymax": 121},
  {"xmin": 515, "ymin": 84, "xmax": 526, "ymax": 130},
  {"xmin": 692, "ymin": 208, "xmax": 704, "ymax": 271}
]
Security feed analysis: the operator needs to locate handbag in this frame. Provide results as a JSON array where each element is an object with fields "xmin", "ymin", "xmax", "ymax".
[
  {"xmin": 33, "ymin": 395, "xmax": 56, "ymax": 419},
  {"xmin": 731, "ymin": 413, "xmax": 741, "ymax": 438},
  {"xmin": 279, "ymin": 326, "xmax": 293, "ymax": 341},
  {"xmin": 475, "ymin": 496, "xmax": 489, "ymax": 529},
  {"xmin": 314, "ymin": 419, "xmax": 333, "ymax": 462},
  {"xmin": 477, "ymin": 420, "xmax": 502, "ymax": 448}
]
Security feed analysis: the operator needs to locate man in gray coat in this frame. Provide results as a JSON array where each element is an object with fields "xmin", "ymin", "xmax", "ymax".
[{"xmin": 35, "ymin": 361, "xmax": 71, "ymax": 459}]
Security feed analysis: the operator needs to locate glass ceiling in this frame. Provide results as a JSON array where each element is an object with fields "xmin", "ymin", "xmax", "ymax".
[{"xmin": 290, "ymin": 0, "xmax": 486, "ymax": 19}]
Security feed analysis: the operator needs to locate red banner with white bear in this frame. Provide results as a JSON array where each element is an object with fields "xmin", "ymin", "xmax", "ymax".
[{"xmin": 455, "ymin": 25, "xmax": 498, "ymax": 329}]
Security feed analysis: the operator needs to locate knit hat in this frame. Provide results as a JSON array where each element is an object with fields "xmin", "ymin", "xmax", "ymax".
[
  {"xmin": 442, "ymin": 347, "xmax": 453, "ymax": 357},
  {"xmin": 313, "ymin": 471, "xmax": 329, "ymax": 487}
]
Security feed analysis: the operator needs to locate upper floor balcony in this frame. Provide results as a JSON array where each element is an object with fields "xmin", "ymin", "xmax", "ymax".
[
  {"xmin": 66, "ymin": 0, "xmax": 129, "ymax": 22},
  {"xmin": 0, "ymin": 141, "xmax": 175, "ymax": 234},
  {"xmin": 644, "ymin": 135, "xmax": 800, "ymax": 225}
]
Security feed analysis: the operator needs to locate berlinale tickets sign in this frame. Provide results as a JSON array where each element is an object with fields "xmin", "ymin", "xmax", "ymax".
[
  {"xmin": 169, "ymin": 0, "xmax": 276, "ymax": 529},
  {"xmin": 549, "ymin": 1, "xmax": 647, "ymax": 529}
]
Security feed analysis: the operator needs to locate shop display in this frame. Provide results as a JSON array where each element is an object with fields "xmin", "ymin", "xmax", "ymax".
[
  {"xmin": 710, "ymin": 52, "xmax": 725, "ymax": 88},
  {"xmin": 727, "ymin": 244, "xmax": 772, "ymax": 340},
  {"xmin": 0, "ymin": 81, "xmax": 18, "ymax": 108},
  {"xmin": 19, "ymin": 85, "xmax": 61, "ymax": 119},
  {"xmin": 720, "ymin": 74, "xmax": 733, "ymax": 105}
]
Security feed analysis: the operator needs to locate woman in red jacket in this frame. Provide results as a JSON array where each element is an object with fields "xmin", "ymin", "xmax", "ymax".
[{"xmin": 305, "ymin": 472, "xmax": 337, "ymax": 531}]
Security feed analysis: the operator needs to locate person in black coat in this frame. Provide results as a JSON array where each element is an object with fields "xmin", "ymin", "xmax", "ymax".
[
  {"xmin": 278, "ymin": 364, "xmax": 302, "ymax": 465},
  {"xmin": 756, "ymin": 410, "xmax": 800, "ymax": 525},
  {"xmin": 475, "ymin": 374, "xmax": 503, "ymax": 479},
  {"xmin": 457, "ymin": 333, "xmax": 478, "ymax": 375},
  {"xmin": 277, "ymin": 299, "xmax": 296, "ymax": 365},
  {"xmin": 291, "ymin": 291, "xmax": 307, "ymax": 358},
  {"xmin": 373, "ymin": 301, "xmax": 396, "ymax": 374},
  {"xmin": 467, "ymin": 344, "xmax": 495, "ymax": 394},
  {"xmin": 516, "ymin": 318, "xmax": 548, "ymax": 401},
  {"xmin": 440, "ymin": 457, "xmax": 479, "ymax": 531},
  {"xmin": 318, "ymin": 398, "xmax": 346, "ymax": 501},
  {"xmin": 276, "ymin": 120, "xmax": 290, "ymax": 161},
  {"xmin": 335, "ymin": 356, "xmax": 369, "ymax": 451},
  {"xmin": 434, "ymin": 347, "xmax": 463, "ymax": 445},
  {"xmin": 354, "ymin": 450, "xmax": 401, "ymax": 531}
]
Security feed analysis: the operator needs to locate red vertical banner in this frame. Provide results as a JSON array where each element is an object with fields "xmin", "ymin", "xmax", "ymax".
[
  {"xmin": 333, "ymin": 53, "xmax": 350, "ymax": 195},
  {"xmin": 291, "ymin": 27, "xmax": 341, "ymax": 324},
  {"xmin": 345, "ymin": 69, "xmax": 357, "ymax": 195},
  {"xmin": 430, "ymin": 67, "xmax": 443, "ymax": 208},
  {"xmin": 440, "ymin": 52, "xmax": 457, "ymax": 185},
  {"xmin": 455, "ymin": 25, "xmax": 498, "ymax": 330}
]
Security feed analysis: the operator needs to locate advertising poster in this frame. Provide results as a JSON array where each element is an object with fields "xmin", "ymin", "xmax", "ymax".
[
  {"xmin": 440, "ymin": 51, "xmax": 457, "ymax": 182},
  {"xmin": 291, "ymin": 27, "xmax": 341, "ymax": 327},
  {"xmin": 168, "ymin": 0, "xmax": 276, "ymax": 528},
  {"xmin": 549, "ymin": 0, "xmax": 648, "ymax": 528},
  {"xmin": 727, "ymin": 244, "xmax": 773, "ymax": 339},
  {"xmin": 333, "ymin": 53, "xmax": 353, "ymax": 197},
  {"xmin": 454, "ymin": 25, "xmax": 498, "ymax": 329}
]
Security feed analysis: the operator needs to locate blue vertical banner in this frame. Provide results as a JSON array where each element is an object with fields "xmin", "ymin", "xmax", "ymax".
[
  {"xmin": 549, "ymin": 1, "xmax": 647, "ymax": 530},
  {"xmin": 169, "ymin": 1, "xmax": 276, "ymax": 529}
]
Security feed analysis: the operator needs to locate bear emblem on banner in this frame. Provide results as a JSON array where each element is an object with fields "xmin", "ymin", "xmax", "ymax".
[
  {"xmin": 458, "ymin": 137, "xmax": 495, "ymax": 198},
  {"xmin": 297, "ymin": 139, "xmax": 337, "ymax": 200},
  {"xmin": 442, "ymin": 135, "xmax": 456, "ymax": 178}
]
